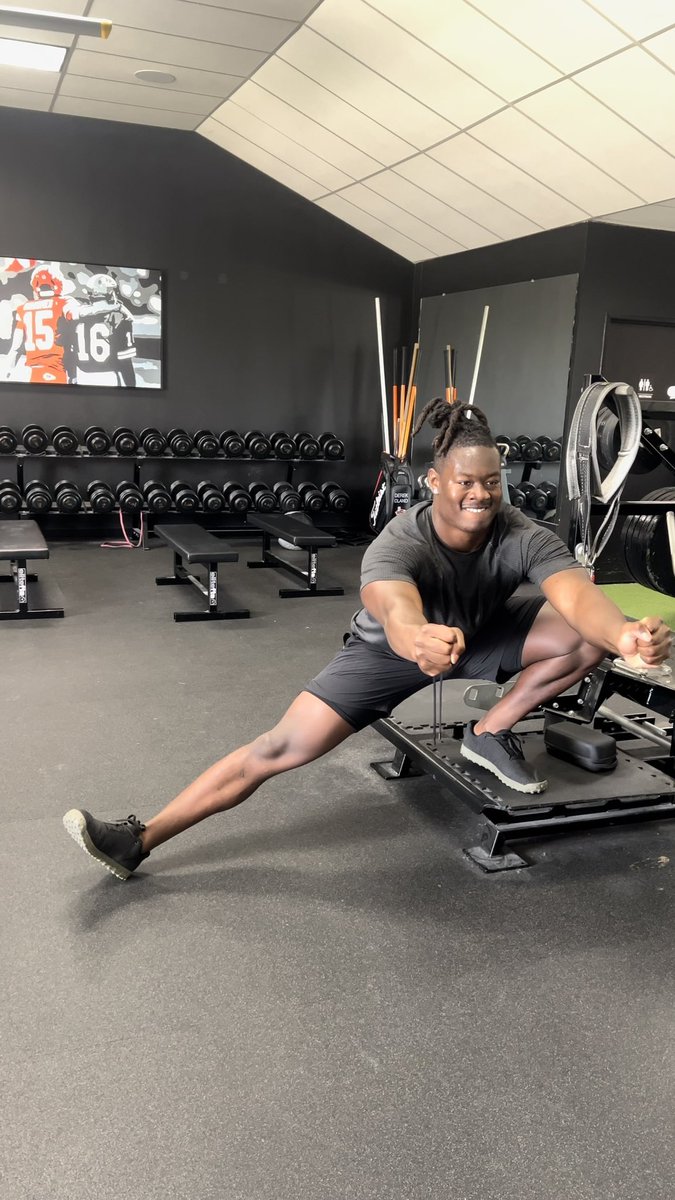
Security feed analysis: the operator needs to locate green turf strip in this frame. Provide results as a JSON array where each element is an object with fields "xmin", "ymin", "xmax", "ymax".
[{"xmin": 600, "ymin": 583, "xmax": 675, "ymax": 627}]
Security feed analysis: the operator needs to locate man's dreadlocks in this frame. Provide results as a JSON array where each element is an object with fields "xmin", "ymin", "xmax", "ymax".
[{"xmin": 412, "ymin": 399, "xmax": 496, "ymax": 464}]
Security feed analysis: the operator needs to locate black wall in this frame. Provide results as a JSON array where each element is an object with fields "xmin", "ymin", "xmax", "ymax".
[{"xmin": 0, "ymin": 107, "xmax": 412, "ymax": 513}]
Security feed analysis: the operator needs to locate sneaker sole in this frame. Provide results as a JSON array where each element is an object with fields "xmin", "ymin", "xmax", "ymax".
[
  {"xmin": 460, "ymin": 745, "xmax": 548, "ymax": 794},
  {"xmin": 62, "ymin": 809, "xmax": 132, "ymax": 880}
]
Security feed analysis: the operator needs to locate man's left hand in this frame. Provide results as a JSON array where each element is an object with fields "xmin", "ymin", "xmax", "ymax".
[{"xmin": 616, "ymin": 616, "xmax": 672, "ymax": 667}]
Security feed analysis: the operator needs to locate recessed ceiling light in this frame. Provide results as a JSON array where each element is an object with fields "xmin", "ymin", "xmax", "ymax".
[
  {"xmin": 0, "ymin": 36, "xmax": 66, "ymax": 70},
  {"xmin": 135, "ymin": 69, "xmax": 176, "ymax": 85}
]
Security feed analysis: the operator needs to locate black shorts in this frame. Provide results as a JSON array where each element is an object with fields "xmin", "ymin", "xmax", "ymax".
[{"xmin": 305, "ymin": 593, "xmax": 546, "ymax": 731}]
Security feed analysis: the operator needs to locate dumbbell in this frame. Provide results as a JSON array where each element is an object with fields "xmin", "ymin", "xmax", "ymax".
[
  {"xmin": 54, "ymin": 479, "xmax": 83, "ymax": 513},
  {"xmin": 51, "ymin": 425, "xmax": 79, "ymax": 454},
  {"xmin": 0, "ymin": 426, "xmax": 17, "ymax": 454},
  {"xmin": 24, "ymin": 479, "xmax": 53, "ymax": 514},
  {"xmin": 538, "ymin": 436, "xmax": 562, "ymax": 462},
  {"xmin": 170, "ymin": 480, "xmax": 199, "ymax": 512},
  {"xmin": 222, "ymin": 481, "xmax": 251, "ymax": 512},
  {"xmin": 21, "ymin": 424, "xmax": 49, "ymax": 453},
  {"xmin": 318, "ymin": 432, "xmax": 344, "ymax": 459},
  {"xmin": 0, "ymin": 479, "xmax": 22, "ymax": 512},
  {"xmin": 83, "ymin": 426, "xmax": 111, "ymax": 455},
  {"xmin": 507, "ymin": 483, "xmax": 526, "ymax": 509},
  {"xmin": 273, "ymin": 481, "xmax": 302, "ymax": 513},
  {"xmin": 220, "ymin": 430, "xmax": 245, "ymax": 458},
  {"xmin": 194, "ymin": 429, "xmax": 220, "ymax": 457},
  {"xmin": 167, "ymin": 428, "xmax": 194, "ymax": 457},
  {"xmin": 249, "ymin": 481, "xmax": 276, "ymax": 512},
  {"xmin": 298, "ymin": 481, "xmax": 325, "ymax": 512},
  {"xmin": 112, "ymin": 426, "xmax": 139, "ymax": 456},
  {"xmin": 269, "ymin": 431, "xmax": 296, "ymax": 460},
  {"xmin": 244, "ymin": 430, "xmax": 272, "ymax": 459},
  {"xmin": 515, "ymin": 435, "xmax": 543, "ymax": 462},
  {"xmin": 495, "ymin": 435, "xmax": 520, "ymax": 462},
  {"xmin": 87, "ymin": 480, "xmax": 116, "ymax": 514},
  {"xmin": 143, "ymin": 480, "xmax": 172, "ymax": 514},
  {"xmin": 529, "ymin": 481, "xmax": 558, "ymax": 514},
  {"xmin": 321, "ymin": 481, "xmax": 349, "ymax": 512},
  {"xmin": 197, "ymin": 480, "xmax": 225, "ymax": 512},
  {"xmin": 139, "ymin": 427, "xmax": 167, "ymax": 457},
  {"xmin": 116, "ymin": 481, "xmax": 143, "ymax": 513},
  {"xmin": 294, "ymin": 432, "xmax": 320, "ymax": 459}
]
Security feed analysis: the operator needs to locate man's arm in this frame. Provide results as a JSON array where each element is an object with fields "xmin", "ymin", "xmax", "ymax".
[
  {"xmin": 360, "ymin": 579, "xmax": 465, "ymax": 675},
  {"xmin": 541, "ymin": 568, "xmax": 671, "ymax": 666}
]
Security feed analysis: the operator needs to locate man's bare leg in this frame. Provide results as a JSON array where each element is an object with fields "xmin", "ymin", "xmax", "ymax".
[
  {"xmin": 141, "ymin": 692, "xmax": 354, "ymax": 852},
  {"xmin": 474, "ymin": 603, "xmax": 604, "ymax": 736}
]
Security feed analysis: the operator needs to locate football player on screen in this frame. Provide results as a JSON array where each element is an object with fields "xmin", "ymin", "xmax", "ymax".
[
  {"xmin": 3, "ymin": 266, "xmax": 78, "ymax": 384},
  {"xmin": 64, "ymin": 272, "xmax": 137, "ymax": 386}
]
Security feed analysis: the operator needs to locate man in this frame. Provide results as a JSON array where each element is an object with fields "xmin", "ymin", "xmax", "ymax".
[
  {"xmin": 63, "ymin": 401, "xmax": 671, "ymax": 880},
  {"xmin": 64, "ymin": 272, "xmax": 137, "ymax": 387},
  {"xmin": 4, "ymin": 266, "xmax": 78, "ymax": 384}
]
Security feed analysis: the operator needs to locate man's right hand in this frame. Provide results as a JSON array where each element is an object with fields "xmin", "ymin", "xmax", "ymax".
[{"xmin": 413, "ymin": 623, "xmax": 466, "ymax": 676}]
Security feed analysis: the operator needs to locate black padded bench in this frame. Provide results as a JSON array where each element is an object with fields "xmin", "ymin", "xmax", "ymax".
[
  {"xmin": 154, "ymin": 524, "xmax": 250, "ymax": 622},
  {"xmin": 247, "ymin": 513, "xmax": 344, "ymax": 598},
  {"xmin": 0, "ymin": 519, "xmax": 63, "ymax": 620}
]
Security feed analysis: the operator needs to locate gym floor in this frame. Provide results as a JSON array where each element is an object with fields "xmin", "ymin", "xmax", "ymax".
[{"xmin": 3, "ymin": 539, "xmax": 674, "ymax": 1200}]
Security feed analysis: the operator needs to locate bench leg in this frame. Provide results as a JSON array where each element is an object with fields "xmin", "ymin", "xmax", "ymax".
[
  {"xmin": 0, "ymin": 558, "xmax": 64, "ymax": 620},
  {"xmin": 248, "ymin": 539, "xmax": 344, "ymax": 598},
  {"xmin": 157, "ymin": 552, "xmax": 249, "ymax": 621}
]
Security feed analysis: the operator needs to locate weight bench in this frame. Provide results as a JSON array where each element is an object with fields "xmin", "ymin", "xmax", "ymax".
[
  {"xmin": 0, "ymin": 519, "xmax": 64, "ymax": 620},
  {"xmin": 154, "ymin": 524, "xmax": 250, "ymax": 622},
  {"xmin": 247, "ymin": 513, "xmax": 344, "ymax": 597}
]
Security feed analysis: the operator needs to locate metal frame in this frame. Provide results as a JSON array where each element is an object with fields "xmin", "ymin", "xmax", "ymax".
[
  {"xmin": 0, "ymin": 556, "xmax": 63, "ymax": 619},
  {"xmin": 371, "ymin": 662, "xmax": 675, "ymax": 872},
  {"xmin": 247, "ymin": 527, "xmax": 344, "ymax": 598},
  {"xmin": 156, "ymin": 549, "xmax": 249, "ymax": 622}
]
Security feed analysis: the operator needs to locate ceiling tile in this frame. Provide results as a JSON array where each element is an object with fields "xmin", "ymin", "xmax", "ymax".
[
  {"xmin": 213, "ymin": 101, "xmax": 353, "ymax": 190},
  {"xmin": 308, "ymin": 0, "xmax": 503, "ymax": 127},
  {"xmin": 67, "ymin": 49, "xmax": 242, "ymax": 100},
  {"xmin": 599, "ymin": 204, "xmax": 675, "ymax": 230},
  {"xmin": 88, "ymin": 25, "xmax": 267, "ymax": 75},
  {"xmin": 198, "ymin": 115, "xmax": 325, "ymax": 198},
  {"xmin": 278, "ymin": 25, "xmax": 456, "ymax": 148},
  {"xmin": 53, "ymin": 95, "xmax": 199, "ymax": 129},
  {"xmin": 0, "ymin": 66, "xmax": 58, "ymax": 94},
  {"xmin": 317, "ymin": 193, "xmax": 437, "ymax": 261},
  {"xmin": 0, "ymin": 0, "xmax": 86, "ymax": 14},
  {"xmin": 518, "ymin": 80, "xmax": 675, "ymax": 204},
  {"xmin": 335, "ymin": 182, "xmax": 480, "ymax": 255},
  {"xmin": 366, "ymin": 168, "xmax": 499, "ymax": 248},
  {"xmin": 471, "ymin": 108, "xmax": 642, "ymax": 212},
  {"xmin": 253, "ymin": 54, "xmax": 414, "ymax": 164},
  {"xmin": 91, "ymin": 0, "xmax": 295, "ymax": 51},
  {"xmin": 469, "ymin": 0, "xmax": 628, "ymax": 72},
  {"xmin": 59, "ymin": 74, "xmax": 216, "ymax": 116},
  {"xmin": 430, "ymin": 134, "xmax": 588, "ymax": 227},
  {"xmin": 231, "ymin": 80, "xmax": 381, "ymax": 177},
  {"xmin": 584, "ymin": 0, "xmax": 675, "ymax": 39},
  {"xmin": 577, "ymin": 46, "xmax": 675, "ymax": 154},
  {"xmin": 366, "ymin": 0, "xmax": 559, "ymax": 99},
  {"xmin": 644, "ymin": 26, "xmax": 675, "ymax": 69},
  {"xmin": 179, "ymin": 0, "xmax": 318, "ymax": 16},
  {"xmin": 394, "ymin": 155, "xmax": 542, "ymax": 240},
  {"xmin": 0, "ymin": 85, "xmax": 51, "ymax": 111}
]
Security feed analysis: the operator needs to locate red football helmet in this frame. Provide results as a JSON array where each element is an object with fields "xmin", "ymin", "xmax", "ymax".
[{"xmin": 31, "ymin": 267, "xmax": 63, "ymax": 298}]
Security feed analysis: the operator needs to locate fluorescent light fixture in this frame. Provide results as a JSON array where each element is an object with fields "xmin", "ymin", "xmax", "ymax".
[
  {"xmin": 0, "ymin": 7, "xmax": 111, "ymax": 39},
  {"xmin": 0, "ymin": 35, "xmax": 65, "ymax": 70}
]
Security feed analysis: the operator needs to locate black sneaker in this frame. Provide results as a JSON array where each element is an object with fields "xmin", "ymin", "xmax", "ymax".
[
  {"xmin": 460, "ymin": 722, "xmax": 547, "ymax": 794},
  {"xmin": 62, "ymin": 810, "xmax": 149, "ymax": 880}
]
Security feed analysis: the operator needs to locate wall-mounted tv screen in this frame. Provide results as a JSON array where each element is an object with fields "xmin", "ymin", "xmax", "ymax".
[{"xmin": 0, "ymin": 257, "xmax": 162, "ymax": 388}]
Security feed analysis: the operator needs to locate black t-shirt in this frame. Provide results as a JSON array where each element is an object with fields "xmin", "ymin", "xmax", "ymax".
[{"xmin": 352, "ymin": 502, "xmax": 583, "ymax": 648}]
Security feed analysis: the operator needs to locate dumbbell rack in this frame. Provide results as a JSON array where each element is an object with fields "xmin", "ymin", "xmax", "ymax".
[
  {"xmin": 504, "ymin": 457, "xmax": 560, "ymax": 528},
  {"xmin": 0, "ymin": 446, "xmax": 348, "ymax": 541}
]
